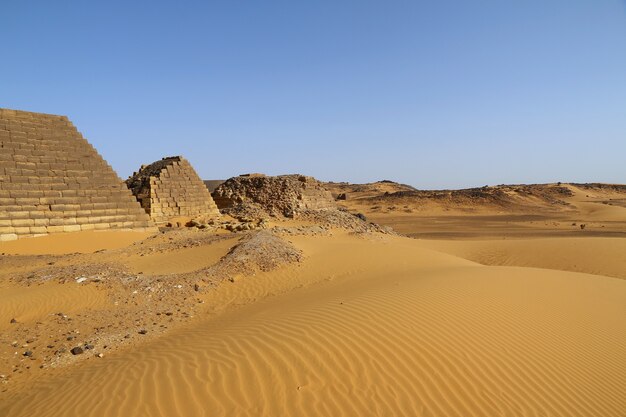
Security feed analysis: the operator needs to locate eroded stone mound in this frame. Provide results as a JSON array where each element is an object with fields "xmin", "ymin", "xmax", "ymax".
[
  {"xmin": 201, "ymin": 230, "xmax": 303, "ymax": 280},
  {"xmin": 126, "ymin": 156, "xmax": 220, "ymax": 224},
  {"xmin": 212, "ymin": 174, "xmax": 336, "ymax": 218}
]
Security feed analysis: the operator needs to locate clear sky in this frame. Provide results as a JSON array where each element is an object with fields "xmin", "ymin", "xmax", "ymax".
[{"xmin": 2, "ymin": 1, "xmax": 625, "ymax": 189}]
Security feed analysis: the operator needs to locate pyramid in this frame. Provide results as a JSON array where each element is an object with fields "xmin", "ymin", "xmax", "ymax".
[
  {"xmin": 0, "ymin": 108, "xmax": 155, "ymax": 241},
  {"xmin": 126, "ymin": 156, "xmax": 220, "ymax": 224}
]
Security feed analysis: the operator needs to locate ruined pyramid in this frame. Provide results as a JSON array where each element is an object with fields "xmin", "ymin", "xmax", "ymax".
[
  {"xmin": 0, "ymin": 108, "xmax": 154, "ymax": 241},
  {"xmin": 126, "ymin": 156, "xmax": 220, "ymax": 224}
]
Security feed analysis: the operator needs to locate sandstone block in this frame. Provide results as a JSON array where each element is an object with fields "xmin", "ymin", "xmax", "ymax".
[
  {"xmin": 11, "ymin": 218, "xmax": 35, "ymax": 227},
  {"xmin": 0, "ymin": 233, "xmax": 18, "ymax": 241},
  {"xmin": 8, "ymin": 211, "xmax": 30, "ymax": 219}
]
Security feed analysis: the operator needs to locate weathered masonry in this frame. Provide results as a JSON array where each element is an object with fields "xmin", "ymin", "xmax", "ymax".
[
  {"xmin": 0, "ymin": 108, "xmax": 155, "ymax": 241},
  {"xmin": 126, "ymin": 156, "xmax": 220, "ymax": 224}
]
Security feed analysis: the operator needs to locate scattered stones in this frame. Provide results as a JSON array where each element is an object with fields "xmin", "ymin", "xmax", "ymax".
[
  {"xmin": 580, "ymin": 224, "xmax": 586, "ymax": 230},
  {"xmin": 295, "ymin": 209, "xmax": 393, "ymax": 234},
  {"xmin": 96, "ymin": 353, "xmax": 104, "ymax": 358},
  {"xmin": 355, "ymin": 213, "xmax": 367, "ymax": 221},
  {"xmin": 23, "ymin": 351, "xmax": 33, "ymax": 357},
  {"xmin": 10, "ymin": 318, "xmax": 17, "ymax": 324},
  {"xmin": 138, "ymin": 329, "xmax": 148, "ymax": 335},
  {"xmin": 186, "ymin": 219, "xmax": 201, "ymax": 228},
  {"xmin": 70, "ymin": 346, "xmax": 84, "ymax": 355}
]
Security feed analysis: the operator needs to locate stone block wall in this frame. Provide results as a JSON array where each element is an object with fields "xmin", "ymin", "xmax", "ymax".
[
  {"xmin": 126, "ymin": 156, "xmax": 220, "ymax": 224},
  {"xmin": 0, "ymin": 108, "xmax": 155, "ymax": 241}
]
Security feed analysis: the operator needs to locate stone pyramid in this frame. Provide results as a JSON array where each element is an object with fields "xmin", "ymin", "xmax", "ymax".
[
  {"xmin": 0, "ymin": 108, "xmax": 155, "ymax": 241},
  {"xmin": 126, "ymin": 156, "xmax": 220, "ymax": 224}
]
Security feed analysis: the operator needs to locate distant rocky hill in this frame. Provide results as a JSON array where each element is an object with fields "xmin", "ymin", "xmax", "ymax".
[
  {"xmin": 375, "ymin": 184, "xmax": 575, "ymax": 209},
  {"xmin": 324, "ymin": 180, "xmax": 417, "ymax": 200},
  {"xmin": 324, "ymin": 181, "xmax": 587, "ymax": 210}
]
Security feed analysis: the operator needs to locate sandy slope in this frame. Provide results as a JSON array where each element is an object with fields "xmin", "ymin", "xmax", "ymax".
[
  {"xmin": 2, "ymin": 233, "xmax": 625, "ymax": 417},
  {"xmin": 418, "ymin": 237, "xmax": 626, "ymax": 280},
  {"xmin": 0, "ymin": 282, "xmax": 107, "ymax": 329},
  {"xmin": 124, "ymin": 236, "xmax": 238, "ymax": 275},
  {"xmin": 0, "ymin": 231, "xmax": 152, "ymax": 255}
]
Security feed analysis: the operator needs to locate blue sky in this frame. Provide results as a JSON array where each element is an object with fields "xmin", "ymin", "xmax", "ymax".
[{"xmin": 2, "ymin": 1, "xmax": 625, "ymax": 188}]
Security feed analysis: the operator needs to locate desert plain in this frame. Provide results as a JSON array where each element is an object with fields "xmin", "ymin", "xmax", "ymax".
[{"xmin": 1, "ymin": 181, "xmax": 625, "ymax": 417}]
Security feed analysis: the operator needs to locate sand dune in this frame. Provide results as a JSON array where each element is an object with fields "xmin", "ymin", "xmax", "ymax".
[
  {"xmin": 2, "ymin": 234, "xmax": 625, "ymax": 416},
  {"xmin": 419, "ymin": 237, "xmax": 626, "ymax": 280}
]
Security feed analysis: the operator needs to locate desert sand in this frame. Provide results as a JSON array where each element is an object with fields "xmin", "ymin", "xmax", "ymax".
[{"xmin": 1, "ymin": 183, "xmax": 626, "ymax": 416}]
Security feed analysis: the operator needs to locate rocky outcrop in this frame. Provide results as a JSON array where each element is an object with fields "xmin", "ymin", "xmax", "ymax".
[{"xmin": 212, "ymin": 174, "xmax": 336, "ymax": 218}]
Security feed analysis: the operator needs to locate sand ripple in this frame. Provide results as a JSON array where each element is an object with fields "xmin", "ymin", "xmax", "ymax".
[{"xmin": 2, "ymin": 236, "xmax": 625, "ymax": 416}]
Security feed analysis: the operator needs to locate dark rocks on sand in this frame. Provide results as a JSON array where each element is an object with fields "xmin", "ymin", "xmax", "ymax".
[{"xmin": 70, "ymin": 346, "xmax": 84, "ymax": 355}]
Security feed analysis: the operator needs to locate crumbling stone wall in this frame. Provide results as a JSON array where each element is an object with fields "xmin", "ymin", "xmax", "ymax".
[
  {"xmin": 0, "ymin": 108, "xmax": 155, "ymax": 241},
  {"xmin": 126, "ymin": 156, "xmax": 220, "ymax": 224},
  {"xmin": 212, "ymin": 174, "xmax": 337, "ymax": 218}
]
